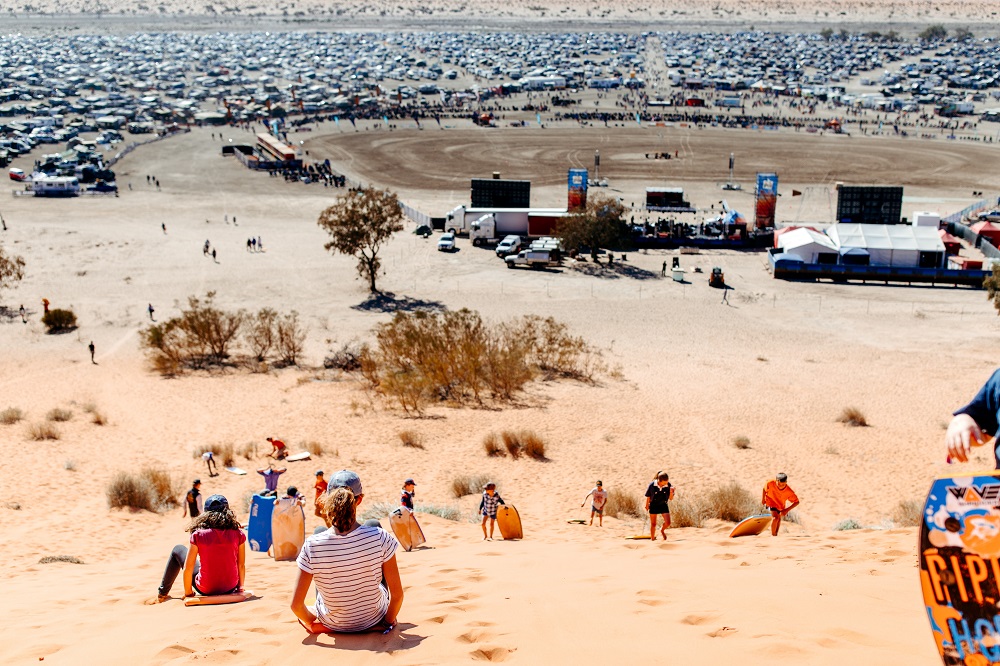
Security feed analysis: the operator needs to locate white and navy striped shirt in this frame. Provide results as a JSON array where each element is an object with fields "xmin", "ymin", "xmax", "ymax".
[{"xmin": 297, "ymin": 525, "xmax": 400, "ymax": 632}]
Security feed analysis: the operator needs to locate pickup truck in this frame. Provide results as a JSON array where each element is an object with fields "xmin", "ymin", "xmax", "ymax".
[{"xmin": 505, "ymin": 250, "xmax": 551, "ymax": 269}]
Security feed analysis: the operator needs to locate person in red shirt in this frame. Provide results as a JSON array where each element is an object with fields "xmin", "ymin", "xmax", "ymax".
[
  {"xmin": 314, "ymin": 471, "xmax": 329, "ymax": 522},
  {"xmin": 762, "ymin": 473, "xmax": 800, "ymax": 536},
  {"xmin": 266, "ymin": 437, "xmax": 287, "ymax": 460}
]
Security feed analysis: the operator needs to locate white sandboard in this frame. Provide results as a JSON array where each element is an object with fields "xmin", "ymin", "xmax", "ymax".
[
  {"xmin": 285, "ymin": 452, "xmax": 311, "ymax": 462},
  {"xmin": 729, "ymin": 514, "xmax": 772, "ymax": 538},
  {"xmin": 185, "ymin": 591, "xmax": 251, "ymax": 606},
  {"xmin": 271, "ymin": 498, "xmax": 306, "ymax": 561},
  {"xmin": 225, "ymin": 466, "xmax": 247, "ymax": 475}
]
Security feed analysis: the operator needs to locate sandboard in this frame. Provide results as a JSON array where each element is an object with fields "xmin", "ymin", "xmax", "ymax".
[
  {"xmin": 919, "ymin": 471, "xmax": 1000, "ymax": 663},
  {"xmin": 389, "ymin": 507, "xmax": 426, "ymax": 552},
  {"xmin": 185, "ymin": 591, "xmax": 251, "ymax": 606},
  {"xmin": 248, "ymin": 494, "xmax": 275, "ymax": 553},
  {"xmin": 286, "ymin": 452, "xmax": 311, "ymax": 462},
  {"xmin": 625, "ymin": 535, "xmax": 652, "ymax": 540},
  {"xmin": 567, "ymin": 519, "xmax": 587, "ymax": 524},
  {"xmin": 730, "ymin": 514, "xmax": 773, "ymax": 538},
  {"xmin": 496, "ymin": 505, "xmax": 523, "ymax": 540},
  {"xmin": 225, "ymin": 466, "xmax": 247, "ymax": 475},
  {"xmin": 271, "ymin": 497, "xmax": 306, "ymax": 561}
]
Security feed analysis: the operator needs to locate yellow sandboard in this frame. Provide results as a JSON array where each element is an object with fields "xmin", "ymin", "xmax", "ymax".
[
  {"xmin": 185, "ymin": 591, "xmax": 251, "ymax": 606},
  {"xmin": 389, "ymin": 507, "xmax": 426, "ymax": 552},
  {"xmin": 625, "ymin": 535, "xmax": 651, "ymax": 540},
  {"xmin": 729, "ymin": 514, "xmax": 772, "ymax": 538},
  {"xmin": 496, "ymin": 505, "xmax": 523, "ymax": 540},
  {"xmin": 271, "ymin": 498, "xmax": 305, "ymax": 561}
]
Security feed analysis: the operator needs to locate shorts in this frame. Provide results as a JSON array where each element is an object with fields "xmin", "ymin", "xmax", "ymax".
[
  {"xmin": 768, "ymin": 507, "xmax": 782, "ymax": 515},
  {"xmin": 591, "ymin": 505, "xmax": 604, "ymax": 515}
]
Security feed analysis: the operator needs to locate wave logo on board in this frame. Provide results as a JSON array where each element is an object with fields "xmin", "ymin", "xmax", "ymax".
[{"xmin": 947, "ymin": 484, "xmax": 1000, "ymax": 505}]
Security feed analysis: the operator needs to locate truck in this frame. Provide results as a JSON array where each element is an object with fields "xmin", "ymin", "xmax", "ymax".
[
  {"xmin": 445, "ymin": 206, "xmax": 569, "ymax": 241},
  {"xmin": 495, "ymin": 235, "xmax": 522, "ymax": 257},
  {"xmin": 505, "ymin": 249, "xmax": 552, "ymax": 269},
  {"xmin": 716, "ymin": 97, "xmax": 742, "ymax": 108}
]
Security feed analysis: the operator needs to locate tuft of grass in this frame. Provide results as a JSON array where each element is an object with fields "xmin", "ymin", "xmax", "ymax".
[
  {"xmin": 416, "ymin": 503, "xmax": 463, "ymax": 521},
  {"xmin": 604, "ymin": 487, "xmax": 644, "ymax": 519},
  {"xmin": 398, "ymin": 430, "xmax": 425, "ymax": 449},
  {"xmin": 837, "ymin": 406, "xmax": 869, "ymax": 427},
  {"xmin": 1, "ymin": 407, "xmax": 25, "ymax": 425},
  {"xmin": 360, "ymin": 501, "xmax": 396, "ymax": 522},
  {"xmin": 305, "ymin": 440, "xmax": 325, "ymax": 456},
  {"xmin": 193, "ymin": 442, "xmax": 235, "ymax": 467},
  {"xmin": 238, "ymin": 441, "xmax": 257, "ymax": 460},
  {"xmin": 519, "ymin": 430, "xmax": 548, "ymax": 460},
  {"xmin": 501, "ymin": 431, "xmax": 522, "ymax": 459},
  {"xmin": 892, "ymin": 499, "xmax": 923, "ymax": 527},
  {"xmin": 64, "ymin": 459, "xmax": 76, "ymax": 471},
  {"xmin": 824, "ymin": 445, "xmax": 839, "ymax": 455},
  {"xmin": 669, "ymin": 497, "xmax": 708, "ymax": 528},
  {"xmin": 38, "ymin": 555, "xmax": 85, "ymax": 564},
  {"xmin": 732, "ymin": 435, "xmax": 751, "ymax": 450},
  {"xmin": 142, "ymin": 467, "xmax": 181, "ymax": 508},
  {"xmin": 46, "ymin": 407, "xmax": 73, "ymax": 422},
  {"xmin": 756, "ymin": 356, "xmax": 768, "ymax": 362},
  {"xmin": 482, "ymin": 432, "xmax": 505, "ymax": 457},
  {"xmin": 5, "ymin": 501, "xmax": 22, "ymax": 510},
  {"xmin": 28, "ymin": 422, "xmax": 60, "ymax": 441},
  {"xmin": 106, "ymin": 468, "xmax": 181, "ymax": 512},
  {"xmin": 91, "ymin": 410, "xmax": 108, "ymax": 426},
  {"xmin": 833, "ymin": 518, "xmax": 864, "ymax": 531},
  {"xmin": 706, "ymin": 481, "xmax": 759, "ymax": 523},
  {"xmin": 452, "ymin": 474, "xmax": 490, "ymax": 498}
]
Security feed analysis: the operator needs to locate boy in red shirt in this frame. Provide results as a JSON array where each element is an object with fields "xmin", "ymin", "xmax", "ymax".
[
  {"xmin": 314, "ymin": 471, "xmax": 329, "ymax": 524},
  {"xmin": 762, "ymin": 473, "xmax": 800, "ymax": 536},
  {"xmin": 266, "ymin": 437, "xmax": 287, "ymax": 460}
]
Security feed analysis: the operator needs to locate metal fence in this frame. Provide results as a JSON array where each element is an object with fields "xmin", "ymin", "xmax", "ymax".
[
  {"xmin": 401, "ymin": 203, "xmax": 431, "ymax": 227},
  {"xmin": 943, "ymin": 195, "xmax": 1000, "ymax": 226}
]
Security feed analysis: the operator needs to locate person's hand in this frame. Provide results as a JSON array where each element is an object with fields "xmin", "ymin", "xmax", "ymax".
[
  {"xmin": 308, "ymin": 621, "xmax": 329, "ymax": 634},
  {"xmin": 780, "ymin": 509, "xmax": 788, "ymax": 517},
  {"xmin": 946, "ymin": 414, "xmax": 984, "ymax": 463}
]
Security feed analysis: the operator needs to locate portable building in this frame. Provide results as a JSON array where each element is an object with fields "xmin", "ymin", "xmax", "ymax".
[
  {"xmin": 776, "ymin": 228, "xmax": 838, "ymax": 263},
  {"xmin": 827, "ymin": 223, "xmax": 945, "ymax": 268}
]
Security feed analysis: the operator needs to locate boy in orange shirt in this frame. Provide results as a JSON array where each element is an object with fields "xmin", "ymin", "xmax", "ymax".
[{"xmin": 762, "ymin": 473, "xmax": 799, "ymax": 536}]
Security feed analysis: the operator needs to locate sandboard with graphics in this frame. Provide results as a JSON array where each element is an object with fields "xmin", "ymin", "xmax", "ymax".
[
  {"xmin": 496, "ymin": 505, "xmax": 523, "ymax": 540},
  {"xmin": 920, "ymin": 471, "xmax": 1000, "ymax": 664},
  {"xmin": 271, "ymin": 497, "xmax": 306, "ymax": 561},
  {"xmin": 248, "ymin": 494, "xmax": 275, "ymax": 553},
  {"xmin": 730, "ymin": 514, "xmax": 773, "ymax": 538},
  {"xmin": 185, "ymin": 591, "xmax": 252, "ymax": 606},
  {"xmin": 389, "ymin": 507, "xmax": 426, "ymax": 552}
]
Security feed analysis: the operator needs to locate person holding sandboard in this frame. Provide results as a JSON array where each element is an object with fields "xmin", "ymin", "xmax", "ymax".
[
  {"xmin": 480, "ymin": 482, "xmax": 506, "ymax": 541},
  {"xmin": 762, "ymin": 473, "xmax": 799, "ymax": 536}
]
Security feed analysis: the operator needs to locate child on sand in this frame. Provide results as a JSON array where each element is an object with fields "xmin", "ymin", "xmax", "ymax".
[
  {"xmin": 644, "ymin": 472, "xmax": 675, "ymax": 540},
  {"xmin": 156, "ymin": 494, "xmax": 245, "ymax": 603},
  {"xmin": 400, "ymin": 479, "xmax": 416, "ymax": 511},
  {"xmin": 581, "ymin": 480, "xmax": 607, "ymax": 526},
  {"xmin": 183, "ymin": 479, "xmax": 203, "ymax": 518},
  {"xmin": 480, "ymin": 482, "xmax": 506, "ymax": 541},
  {"xmin": 266, "ymin": 437, "xmax": 287, "ymax": 460},
  {"xmin": 762, "ymin": 473, "xmax": 800, "ymax": 536},
  {"xmin": 202, "ymin": 451, "xmax": 218, "ymax": 477},
  {"xmin": 314, "ymin": 471, "xmax": 328, "ymax": 522},
  {"xmin": 257, "ymin": 464, "xmax": 286, "ymax": 497}
]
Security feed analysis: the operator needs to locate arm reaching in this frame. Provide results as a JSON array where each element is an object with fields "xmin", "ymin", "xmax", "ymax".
[{"xmin": 946, "ymin": 413, "xmax": 985, "ymax": 463}]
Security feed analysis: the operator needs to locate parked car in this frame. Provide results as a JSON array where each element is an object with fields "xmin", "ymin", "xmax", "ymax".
[
  {"xmin": 437, "ymin": 232, "xmax": 456, "ymax": 252},
  {"xmin": 495, "ymin": 235, "xmax": 522, "ymax": 257},
  {"xmin": 8, "ymin": 167, "xmax": 26, "ymax": 181}
]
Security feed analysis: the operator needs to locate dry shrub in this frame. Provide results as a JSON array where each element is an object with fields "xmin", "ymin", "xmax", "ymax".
[
  {"xmin": 140, "ymin": 292, "xmax": 245, "ymax": 374},
  {"xmin": 893, "ymin": 499, "xmax": 923, "ymax": 527},
  {"xmin": 193, "ymin": 442, "xmax": 235, "ymax": 467},
  {"xmin": 28, "ymin": 422, "xmax": 60, "ymax": 441},
  {"xmin": 361, "ymin": 309, "xmax": 601, "ymax": 414},
  {"xmin": 91, "ymin": 410, "xmax": 108, "ymax": 426},
  {"xmin": 732, "ymin": 435, "xmax": 751, "ymax": 450},
  {"xmin": 451, "ymin": 474, "xmax": 490, "ymax": 498},
  {"xmin": 39, "ymin": 555, "xmax": 85, "ymax": 564},
  {"xmin": 275, "ymin": 311, "xmax": 306, "ymax": 367},
  {"xmin": 398, "ymin": 430, "xmax": 425, "ymax": 449},
  {"xmin": 838, "ymin": 406, "xmax": 869, "ymax": 427},
  {"xmin": 706, "ymin": 481, "xmax": 759, "ymax": 523},
  {"xmin": 47, "ymin": 407, "xmax": 73, "ymax": 422},
  {"xmin": 519, "ymin": 430, "xmax": 547, "ymax": 460},
  {"xmin": 246, "ymin": 308, "xmax": 278, "ymax": 362},
  {"xmin": 142, "ymin": 467, "xmax": 181, "ymax": 507},
  {"xmin": 0, "ymin": 407, "xmax": 24, "ymax": 425},
  {"xmin": 482, "ymin": 432, "xmax": 505, "ymax": 457},
  {"xmin": 325, "ymin": 340, "xmax": 365, "ymax": 371},
  {"xmin": 604, "ymin": 488, "xmax": 644, "ymax": 519},
  {"xmin": 670, "ymin": 497, "xmax": 709, "ymax": 528},
  {"xmin": 42, "ymin": 308, "xmax": 77, "ymax": 333},
  {"xmin": 306, "ymin": 440, "xmax": 325, "ymax": 456},
  {"xmin": 501, "ymin": 431, "xmax": 522, "ymax": 459},
  {"xmin": 239, "ymin": 441, "xmax": 257, "ymax": 459},
  {"xmin": 107, "ymin": 468, "xmax": 181, "ymax": 512}
]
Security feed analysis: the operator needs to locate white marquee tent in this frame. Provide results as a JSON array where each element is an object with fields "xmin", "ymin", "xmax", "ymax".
[
  {"xmin": 826, "ymin": 223, "xmax": 945, "ymax": 268},
  {"xmin": 776, "ymin": 227, "xmax": 838, "ymax": 263}
]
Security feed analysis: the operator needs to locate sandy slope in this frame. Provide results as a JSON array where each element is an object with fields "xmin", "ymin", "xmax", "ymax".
[{"xmin": 1, "ymin": 121, "xmax": 999, "ymax": 664}]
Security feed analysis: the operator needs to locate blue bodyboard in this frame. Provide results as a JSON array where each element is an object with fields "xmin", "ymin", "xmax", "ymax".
[{"xmin": 248, "ymin": 494, "xmax": 275, "ymax": 552}]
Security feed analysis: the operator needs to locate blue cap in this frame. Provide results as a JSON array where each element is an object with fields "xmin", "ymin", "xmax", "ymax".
[
  {"xmin": 327, "ymin": 470, "xmax": 363, "ymax": 495},
  {"xmin": 204, "ymin": 494, "xmax": 229, "ymax": 512}
]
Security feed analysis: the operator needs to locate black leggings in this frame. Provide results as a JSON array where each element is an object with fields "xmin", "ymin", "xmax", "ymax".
[{"xmin": 159, "ymin": 545, "xmax": 199, "ymax": 597}]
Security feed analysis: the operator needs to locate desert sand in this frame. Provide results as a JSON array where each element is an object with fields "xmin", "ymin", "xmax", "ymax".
[{"xmin": 3, "ymin": 113, "xmax": 1000, "ymax": 664}]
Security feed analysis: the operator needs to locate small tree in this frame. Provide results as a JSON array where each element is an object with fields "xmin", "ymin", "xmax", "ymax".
[
  {"xmin": 819, "ymin": 27, "xmax": 833, "ymax": 41},
  {"xmin": 919, "ymin": 24, "xmax": 947, "ymax": 41},
  {"xmin": 317, "ymin": 187, "xmax": 404, "ymax": 293},
  {"xmin": 275, "ymin": 311, "xmax": 306, "ymax": 366},
  {"xmin": 953, "ymin": 27, "xmax": 974, "ymax": 42},
  {"xmin": 984, "ymin": 265, "xmax": 1000, "ymax": 315},
  {"xmin": 0, "ymin": 246, "xmax": 26, "ymax": 299},
  {"xmin": 246, "ymin": 308, "xmax": 278, "ymax": 362},
  {"xmin": 556, "ymin": 194, "xmax": 629, "ymax": 262}
]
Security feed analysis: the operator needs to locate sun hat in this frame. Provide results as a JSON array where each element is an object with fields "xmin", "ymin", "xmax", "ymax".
[
  {"xmin": 327, "ymin": 470, "xmax": 363, "ymax": 495},
  {"xmin": 204, "ymin": 494, "xmax": 229, "ymax": 512}
]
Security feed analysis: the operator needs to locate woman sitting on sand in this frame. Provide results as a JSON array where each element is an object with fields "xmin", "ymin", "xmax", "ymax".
[
  {"xmin": 290, "ymin": 470, "xmax": 404, "ymax": 633},
  {"xmin": 156, "ymin": 494, "xmax": 246, "ymax": 602}
]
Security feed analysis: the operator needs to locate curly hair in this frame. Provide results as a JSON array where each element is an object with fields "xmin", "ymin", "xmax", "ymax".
[{"xmin": 188, "ymin": 506, "xmax": 242, "ymax": 533}]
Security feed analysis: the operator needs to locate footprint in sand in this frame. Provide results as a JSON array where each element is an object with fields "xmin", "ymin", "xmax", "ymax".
[
  {"xmin": 682, "ymin": 614, "xmax": 719, "ymax": 626},
  {"xmin": 469, "ymin": 646, "xmax": 516, "ymax": 662},
  {"xmin": 426, "ymin": 616, "xmax": 448, "ymax": 624},
  {"xmin": 713, "ymin": 553, "xmax": 738, "ymax": 560},
  {"xmin": 457, "ymin": 629, "xmax": 497, "ymax": 644},
  {"xmin": 707, "ymin": 626, "xmax": 738, "ymax": 638},
  {"xmin": 155, "ymin": 645, "xmax": 195, "ymax": 660}
]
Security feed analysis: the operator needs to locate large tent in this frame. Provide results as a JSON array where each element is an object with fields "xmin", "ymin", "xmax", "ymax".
[
  {"xmin": 971, "ymin": 221, "xmax": 1000, "ymax": 247},
  {"xmin": 776, "ymin": 227, "xmax": 838, "ymax": 263},
  {"xmin": 826, "ymin": 224, "xmax": 945, "ymax": 268}
]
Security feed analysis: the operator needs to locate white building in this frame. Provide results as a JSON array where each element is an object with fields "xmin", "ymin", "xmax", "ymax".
[{"xmin": 826, "ymin": 223, "xmax": 945, "ymax": 268}]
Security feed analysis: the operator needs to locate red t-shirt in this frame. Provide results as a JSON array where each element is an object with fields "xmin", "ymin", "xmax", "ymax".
[
  {"xmin": 271, "ymin": 439, "xmax": 286, "ymax": 450},
  {"xmin": 314, "ymin": 479, "xmax": 328, "ymax": 503},
  {"xmin": 191, "ymin": 528, "xmax": 246, "ymax": 595}
]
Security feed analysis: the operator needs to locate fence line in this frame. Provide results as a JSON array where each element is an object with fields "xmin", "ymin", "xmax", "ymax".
[
  {"xmin": 107, "ymin": 127, "xmax": 191, "ymax": 168},
  {"xmin": 943, "ymin": 195, "xmax": 1000, "ymax": 226}
]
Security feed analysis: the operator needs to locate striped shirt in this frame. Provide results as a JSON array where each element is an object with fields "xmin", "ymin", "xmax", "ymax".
[{"xmin": 297, "ymin": 525, "xmax": 399, "ymax": 632}]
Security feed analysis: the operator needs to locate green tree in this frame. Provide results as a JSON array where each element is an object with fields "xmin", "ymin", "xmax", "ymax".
[
  {"xmin": 317, "ymin": 187, "xmax": 404, "ymax": 293},
  {"xmin": 556, "ymin": 194, "xmax": 629, "ymax": 263},
  {"xmin": 0, "ymin": 245, "xmax": 25, "ymax": 300}
]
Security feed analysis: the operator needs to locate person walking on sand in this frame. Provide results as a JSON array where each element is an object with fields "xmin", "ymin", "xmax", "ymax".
[
  {"xmin": 88, "ymin": 341, "xmax": 96, "ymax": 364},
  {"xmin": 257, "ymin": 464, "xmax": 286, "ymax": 497},
  {"xmin": 662, "ymin": 260, "xmax": 667, "ymax": 277},
  {"xmin": 161, "ymin": 222, "xmax": 166, "ymax": 234},
  {"xmin": 400, "ymin": 479, "xmax": 416, "ymax": 511},
  {"xmin": 266, "ymin": 436, "xmax": 287, "ymax": 460},
  {"xmin": 19, "ymin": 305, "xmax": 26, "ymax": 324},
  {"xmin": 581, "ymin": 480, "xmax": 608, "ymax": 527},
  {"xmin": 762, "ymin": 473, "xmax": 799, "ymax": 536},
  {"xmin": 148, "ymin": 303, "xmax": 155, "ymax": 321},
  {"xmin": 42, "ymin": 298, "xmax": 49, "ymax": 313},
  {"xmin": 290, "ymin": 470, "xmax": 403, "ymax": 634},
  {"xmin": 645, "ymin": 472, "xmax": 674, "ymax": 540},
  {"xmin": 203, "ymin": 451, "xmax": 218, "ymax": 477},
  {"xmin": 183, "ymin": 480, "xmax": 204, "ymax": 519},
  {"xmin": 479, "ymin": 482, "xmax": 505, "ymax": 541}
]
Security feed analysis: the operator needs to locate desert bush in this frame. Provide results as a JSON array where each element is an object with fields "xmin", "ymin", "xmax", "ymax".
[
  {"xmin": 106, "ymin": 468, "xmax": 181, "ymax": 512},
  {"xmin": 42, "ymin": 308, "xmax": 77, "ymax": 333},
  {"xmin": 360, "ymin": 501, "xmax": 396, "ymax": 522},
  {"xmin": 39, "ymin": 555, "xmax": 84, "ymax": 564},
  {"xmin": 604, "ymin": 487, "xmax": 644, "ymax": 519},
  {"xmin": 246, "ymin": 308, "xmax": 278, "ymax": 362},
  {"xmin": 669, "ymin": 497, "xmax": 708, "ymax": 528},
  {"xmin": 360, "ymin": 309, "xmax": 601, "ymax": 414},
  {"xmin": 519, "ymin": 430, "xmax": 547, "ymax": 460},
  {"xmin": 193, "ymin": 442, "xmax": 235, "ymax": 467},
  {"xmin": 324, "ymin": 339, "xmax": 365, "ymax": 371},
  {"xmin": 416, "ymin": 504, "xmax": 462, "ymax": 521},
  {"xmin": 451, "ymin": 474, "xmax": 490, "ymax": 498},
  {"xmin": 706, "ymin": 481, "xmax": 759, "ymax": 523},
  {"xmin": 732, "ymin": 435, "xmax": 751, "ymax": 450},
  {"xmin": 275, "ymin": 311, "xmax": 306, "ymax": 366},
  {"xmin": 64, "ymin": 459, "xmax": 76, "ymax": 471},
  {"xmin": 501, "ymin": 430, "xmax": 522, "ymax": 459},
  {"xmin": 47, "ymin": 407, "xmax": 72, "ymax": 422},
  {"xmin": 837, "ymin": 406, "xmax": 869, "ymax": 427},
  {"xmin": 833, "ymin": 518, "xmax": 864, "ymax": 531},
  {"xmin": 482, "ymin": 432, "xmax": 505, "ymax": 457},
  {"xmin": 140, "ymin": 293, "xmax": 245, "ymax": 373},
  {"xmin": 892, "ymin": 499, "xmax": 923, "ymax": 527},
  {"xmin": 91, "ymin": 410, "xmax": 108, "ymax": 425},
  {"xmin": 305, "ymin": 440, "xmax": 325, "ymax": 457},
  {"xmin": 28, "ymin": 422, "xmax": 60, "ymax": 440},
  {"xmin": 398, "ymin": 430, "xmax": 425, "ymax": 449},
  {"xmin": 0, "ymin": 407, "xmax": 24, "ymax": 425},
  {"xmin": 142, "ymin": 467, "xmax": 181, "ymax": 507},
  {"xmin": 238, "ymin": 441, "xmax": 257, "ymax": 459}
]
